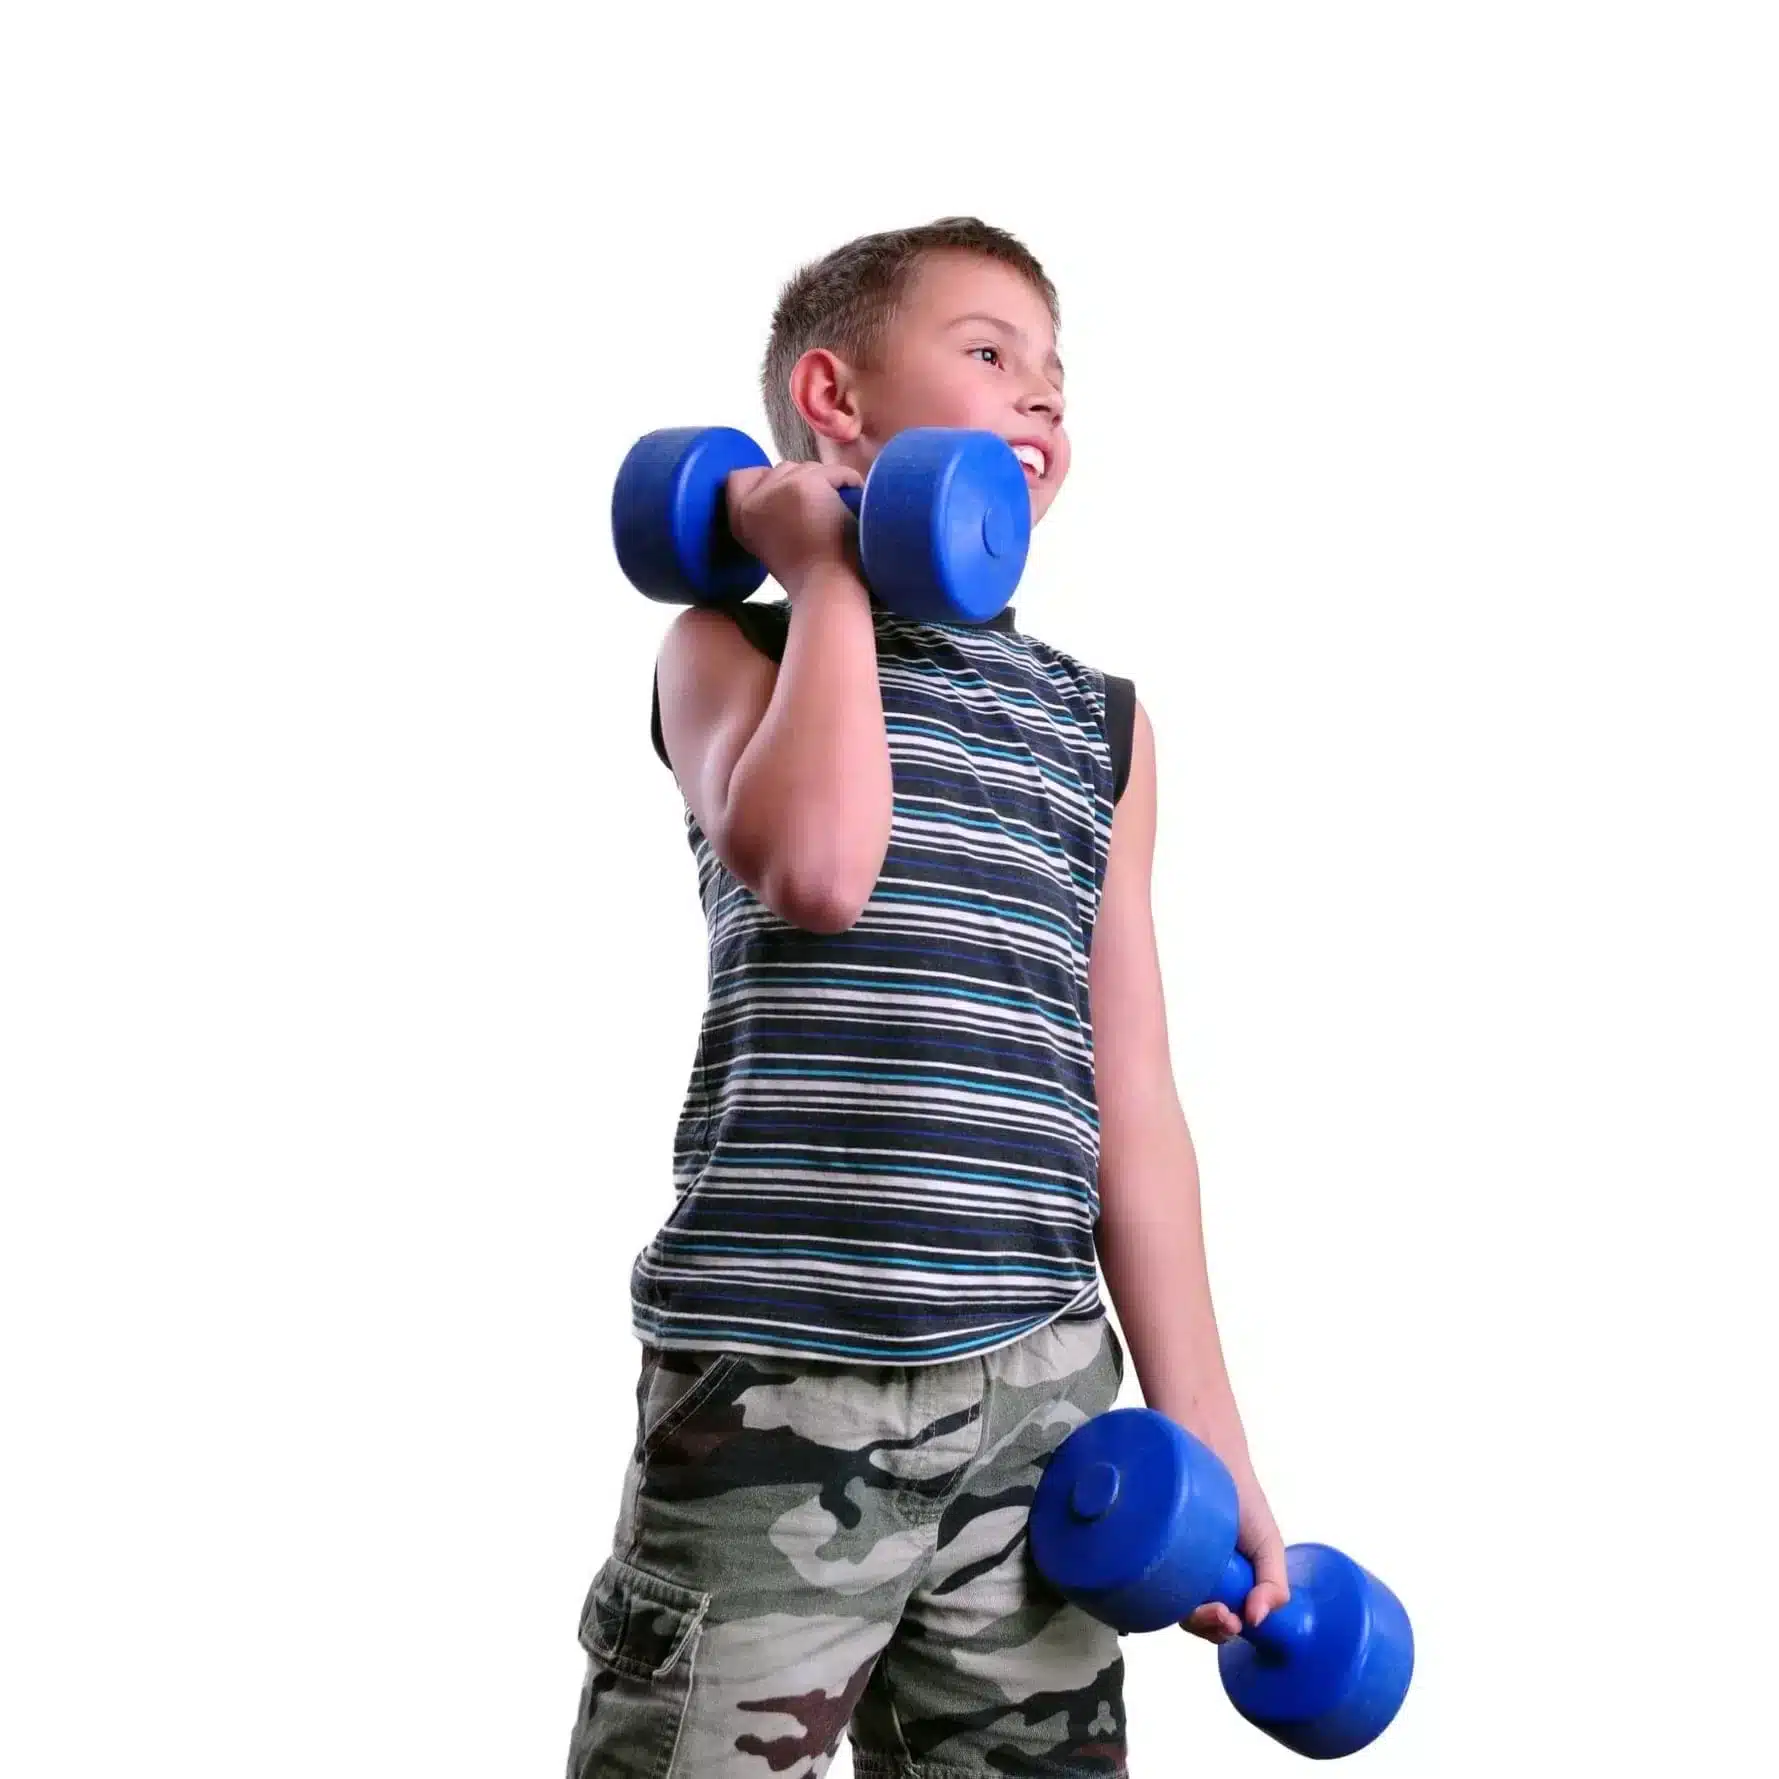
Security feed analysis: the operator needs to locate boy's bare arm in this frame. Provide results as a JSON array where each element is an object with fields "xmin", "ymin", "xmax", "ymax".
[
  {"xmin": 1089, "ymin": 697, "xmax": 1291, "ymax": 1639},
  {"xmin": 654, "ymin": 462, "xmax": 892, "ymax": 933}
]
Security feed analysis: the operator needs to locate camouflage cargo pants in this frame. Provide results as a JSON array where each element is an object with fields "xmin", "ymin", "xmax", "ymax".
[{"xmin": 564, "ymin": 1314, "xmax": 1130, "ymax": 1778}]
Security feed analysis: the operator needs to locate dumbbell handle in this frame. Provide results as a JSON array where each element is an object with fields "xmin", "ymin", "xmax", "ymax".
[{"xmin": 1212, "ymin": 1551, "xmax": 1312, "ymax": 1663}]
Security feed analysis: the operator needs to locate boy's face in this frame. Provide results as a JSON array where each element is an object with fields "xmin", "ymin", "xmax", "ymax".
[{"xmin": 854, "ymin": 251, "xmax": 1070, "ymax": 524}]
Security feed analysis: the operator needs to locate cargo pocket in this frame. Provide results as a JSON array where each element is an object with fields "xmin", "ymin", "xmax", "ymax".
[{"xmin": 566, "ymin": 1554, "xmax": 709, "ymax": 1779}]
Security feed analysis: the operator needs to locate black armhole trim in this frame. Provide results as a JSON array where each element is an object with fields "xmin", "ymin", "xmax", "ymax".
[
  {"xmin": 650, "ymin": 601, "xmax": 793, "ymax": 769},
  {"xmin": 1105, "ymin": 673, "xmax": 1136, "ymax": 805}
]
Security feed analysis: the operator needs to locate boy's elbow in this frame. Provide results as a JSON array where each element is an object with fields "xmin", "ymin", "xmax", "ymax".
[
  {"xmin": 762, "ymin": 836, "xmax": 886, "ymax": 932},
  {"xmin": 773, "ymin": 868, "xmax": 874, "ymax": 934},
  {"xmin": 718, "ymin": 817, "xmax": 886, "ymax": 935},
  {"xmin": 712, "ymin": 758, "xmax": 892, "ymax": 933}
]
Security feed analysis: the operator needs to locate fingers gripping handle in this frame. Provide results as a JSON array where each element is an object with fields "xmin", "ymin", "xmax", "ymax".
[
  {"xmin": 837, "ymin": 485, "xmax": 863, "ymax": 518},
  {"xmin": 1214, "ymin": 1552, "xmax": 1312, "ymax": 1663}
]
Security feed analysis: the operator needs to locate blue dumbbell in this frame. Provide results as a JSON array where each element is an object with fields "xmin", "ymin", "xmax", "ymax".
[
  {"xmin": 611, "ymin": 425, "xmax": 1030, "ymax": 625},
  {"xmin": 1030, "ymin": 1407, "xmax": 1413, "ymax": 1760}
]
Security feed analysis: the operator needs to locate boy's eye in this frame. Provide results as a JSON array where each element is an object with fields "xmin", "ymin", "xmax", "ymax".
[{"xmin": 970, "ymin": 345, "xmax": 1002, "ymax": 367}]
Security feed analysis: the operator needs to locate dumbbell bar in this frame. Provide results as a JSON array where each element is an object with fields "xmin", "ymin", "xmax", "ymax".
[
  {"xmin": 1030, "ymin": 1407, "xmax": 1413, "ymax": 1760},
  {"xmin": 611, "ymin": 425, "xmax": 1031, "ymax": 625}
]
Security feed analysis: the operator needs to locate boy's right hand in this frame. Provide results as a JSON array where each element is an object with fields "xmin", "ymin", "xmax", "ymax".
[{"xmin": 724, "ymin": 461, "xmax": 866, "ymax": 600}]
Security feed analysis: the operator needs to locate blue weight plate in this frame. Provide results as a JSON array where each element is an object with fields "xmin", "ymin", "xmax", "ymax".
[
  {"xmin": 1030, "ymin": 1408, "xmax": 1240, "ymax": 1632},
  {"xmin": 1218, "ymin": 1544, "xmax": 1415, "ymax": 1759},
  {"xmin": 612, "ymin": 425, "xmax": 770, "ymax": 604},
  {"xmin": 859, "ymin": 429, "xmax": 1030, "ymax": 624}
]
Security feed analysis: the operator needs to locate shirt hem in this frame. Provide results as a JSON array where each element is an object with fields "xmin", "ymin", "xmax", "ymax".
[{"xmin": 628, "ymin": 1287, "xmax": 1106, "ymax": 1369}]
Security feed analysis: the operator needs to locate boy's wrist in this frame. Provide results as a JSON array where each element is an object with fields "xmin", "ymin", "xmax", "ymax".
[{"xmin": 781, "ymin": 558, "xmax": 871, "ymax": 609}]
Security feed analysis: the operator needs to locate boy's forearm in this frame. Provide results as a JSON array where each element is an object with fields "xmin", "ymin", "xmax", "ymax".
[
  {"xmin": 725, "ymin": 568, "xmax": 891, "ymax": 927},
  {"xmin": 1095, "ymin": 1106, "xmax": 1255, "ymax": 1473}
]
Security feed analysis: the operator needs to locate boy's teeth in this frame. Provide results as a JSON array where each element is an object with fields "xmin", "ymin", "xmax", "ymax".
[{"xmin": 1013, "ymin": 444, "xmax": 1045, "ymax": 476}]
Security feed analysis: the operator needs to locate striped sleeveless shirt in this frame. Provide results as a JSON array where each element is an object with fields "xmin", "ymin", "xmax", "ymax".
[{"xmin": 638, "ymin": 597, "xmax": 1135, "ymax": 1365}]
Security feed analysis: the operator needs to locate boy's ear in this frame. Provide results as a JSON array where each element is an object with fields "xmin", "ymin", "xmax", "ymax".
[{"xmin": 789, "ymin": 347, "xmax": 863, "ymax": 446}]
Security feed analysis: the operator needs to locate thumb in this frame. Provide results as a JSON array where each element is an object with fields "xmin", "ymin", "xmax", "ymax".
[
  {"xmin": 1244, "ymin": 1528, "xmax": 1291, "ymax": 1626},
  {"xmin": 723, "ymin": 464, "xmax": 771, "ymax": 502},
  {"xmin": 814, "ymin": 461, "xmax": 866, "ymax": 490}
]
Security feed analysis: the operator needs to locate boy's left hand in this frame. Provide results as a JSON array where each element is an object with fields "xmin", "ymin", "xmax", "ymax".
[{"xmin": 1181, "ymin": 1466, "xmax": 1290, "ymax": 1644}]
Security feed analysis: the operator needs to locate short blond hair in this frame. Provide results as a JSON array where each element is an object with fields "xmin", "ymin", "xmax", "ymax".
[{"xmin": 760, "ymin": 217, "xmax": 1060, "ymax": 462}]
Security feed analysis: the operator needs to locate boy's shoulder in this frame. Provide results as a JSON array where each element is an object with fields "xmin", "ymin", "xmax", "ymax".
[
  {"xmin": 1008, "ymin": 622, "xmax": 1137, "ymax": 805},
  {"xmin": 1005, "ymin": 617, "xmax": 1113, "ymax": 686}
]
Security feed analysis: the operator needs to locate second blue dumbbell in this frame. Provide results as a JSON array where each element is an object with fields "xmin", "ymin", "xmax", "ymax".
[
  {"xmin": 611, "ymin": 425, "xmax": 1031, "ymax": 625},
  {"xmin": 1030, "ymin": 1407, "xmax": 1414, "ymax": 1760}
]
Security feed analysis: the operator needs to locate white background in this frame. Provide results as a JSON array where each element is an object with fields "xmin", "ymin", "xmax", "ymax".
[{"xmin": 3, "ymin": 4, "xmax": 1774, "ymax": 1773}]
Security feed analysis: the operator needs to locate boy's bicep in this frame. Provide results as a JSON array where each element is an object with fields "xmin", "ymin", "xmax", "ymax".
[{"xmin": 654, "ymin": 606, "xmax": 779, "ymax": 847}]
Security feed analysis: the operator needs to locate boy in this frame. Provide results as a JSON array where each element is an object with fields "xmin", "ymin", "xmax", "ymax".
[{"xmin": 568, "ymin": 218, "xmax": 1287, "ymax": 1778}]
